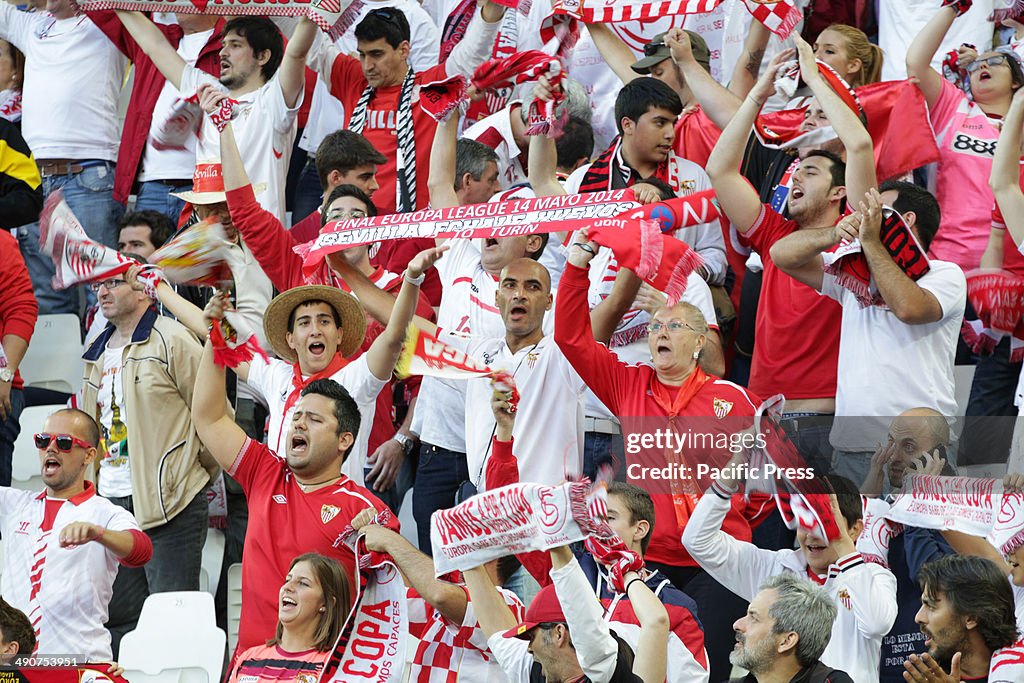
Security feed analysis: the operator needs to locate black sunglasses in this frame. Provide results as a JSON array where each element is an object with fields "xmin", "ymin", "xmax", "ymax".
[
  {"xmin": 34, "ymin": 433, "xmax": 93, "ymax": 452},
  {"xmin": 644, "ymin": 40, "xmax": 667, "ymax": 57}
]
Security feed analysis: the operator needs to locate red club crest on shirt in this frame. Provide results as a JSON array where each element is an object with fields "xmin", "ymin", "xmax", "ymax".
[
  {"xmin": 321, "ymin": 504, "xmax": 341, "ymax": 524},
  {"xmin": 713, "ymin": 398, "xmax": 734, "ymax": 419},
  {"xmin": 838, "ymin": 588, "xmax": 852, "ymax": 611}
]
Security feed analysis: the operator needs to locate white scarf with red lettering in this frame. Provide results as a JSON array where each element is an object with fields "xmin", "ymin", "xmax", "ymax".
[
  {"xmin": 38, "ymin": 191, "xmax": 132, "ymax": 290},
  {"xmin": 885, "ymin": 475, "xmax": 1002, "ymax": 538},
  {"xmin": 552, "ymin": 0, "xmax": 720, "ymax": 23}
]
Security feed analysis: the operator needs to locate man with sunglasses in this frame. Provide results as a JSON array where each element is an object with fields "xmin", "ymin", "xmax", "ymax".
[
  {"xmin": 0, "ymin": 408, "xmax": 152, "ymax": 662},
  {"xmin": 80, "ymin": 267, "xmax": 212, "ymax": 650}
]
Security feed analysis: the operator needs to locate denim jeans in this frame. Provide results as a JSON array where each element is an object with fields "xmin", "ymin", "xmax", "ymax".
[
  {"xmin": 291, "ymin": 156, "xmax": 322, "ymax": 226},
  {"xmin": 0, "ymin": 388, "xmax": 24, "ymax": 487},
  {"xmin": 105, "ymin": 488, "xmax": 209, "ymax": 657},
  {"xmin": 960, "ymin": 337, "xmax": 1022, "ymax": 468},
  {"xmin": 412, "ymin": 443, "xmax": 469, "ymax": 554},
  {"xmin": 18, "ymin": 161, "xmax": 123, "ymax": 315},
  {"xmin": 830, "ymin": 449, "xmax": 876, "ymax": 490},
  {"xmin": 779, "ymin": 412, "xmax": 835, "ymax": 477},
  {"xmin": 583, "ymin": 431, "xmax": 623, "ymax": 481},
  {"xmin": 134, "ymin": 180, "xmax": 189, "ymax": 227},
  {"xmin": 367, "ymin": 444, "xmax": 417, "ymax": 516}
]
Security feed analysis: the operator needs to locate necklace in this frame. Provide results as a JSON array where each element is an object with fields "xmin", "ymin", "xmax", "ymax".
[{"xmin": 296, "ymin": 475, "xmax": 341, "ymax": 491}]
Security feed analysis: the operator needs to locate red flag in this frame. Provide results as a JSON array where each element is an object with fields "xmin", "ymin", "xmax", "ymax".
[{"xmin": 755, "ymin": 80, "xmax": 940, "ymax": 182}]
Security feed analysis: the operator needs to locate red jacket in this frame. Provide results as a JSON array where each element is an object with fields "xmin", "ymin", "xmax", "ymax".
[
  {"xmin": 554, "ymin": 263, "xmax": 761, "ymax": 568},
  {"xmin": 87, "ymin": 12, "xmax": 225, "ymax": 206},
  {"xmin": 0, "ymin": 231, "xmax": 37, "ymax": 391}
]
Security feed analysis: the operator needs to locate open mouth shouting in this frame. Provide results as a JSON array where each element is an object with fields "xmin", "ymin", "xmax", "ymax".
[
  {"xmin": 42, "ymin": 456, "xmax": 61, "ymax": 478},
  {"xmin": 290, "ymin": 433, "xmax": 309, "ymax": 456},
  {"xmin": 307, "ymin": 340, "xmax": 327, "ymax": 358}
]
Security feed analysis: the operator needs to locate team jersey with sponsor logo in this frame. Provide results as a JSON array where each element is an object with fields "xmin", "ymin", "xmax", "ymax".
[
  {"xmin": 228, "ymin": 644, "xmax": 329, "ymax": 683},
  {"xmin": 228, "ymin": 438, "xmax": 397, "ymax": 656},
  {"xmin": 928, "ymin": 78, "xmax": 1004, "ymax": 269}
]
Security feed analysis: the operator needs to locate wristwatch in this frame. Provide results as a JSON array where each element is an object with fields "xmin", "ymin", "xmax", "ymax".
[
  {"xmin": 393, "ymin": 432, "xmax": 416, "ymax": 455},
  {"xmin": 0, "ymin": 368, "xmax": 13, "ymax": 383}
]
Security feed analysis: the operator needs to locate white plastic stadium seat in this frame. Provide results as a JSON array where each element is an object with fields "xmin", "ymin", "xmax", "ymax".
[
  {"xmin": 122, "ymin": 668, "xmax": 209, "ymax": 683},
  {"xmin": 119, "ymin": 592, "xmax": 226, "ymax": 683},
  {"xmin": 201, "ymin": 528, "xmax": 224, "ymax": 598},
  {"xmin": 227, "ymin": 563, "xmax": 243, "ymax": 655},
  {"xmin": 11, "ymin": 405, "xmax": 55, "ymax": 492},
  {"xmin": 18, "ymin": 314, "xmax": 84, "ymax": 394}
]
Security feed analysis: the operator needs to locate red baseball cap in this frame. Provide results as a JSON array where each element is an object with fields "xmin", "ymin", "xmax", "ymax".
[{"xmin": 502, "ymin": 584, "xmax": 567, "ymax": 639}]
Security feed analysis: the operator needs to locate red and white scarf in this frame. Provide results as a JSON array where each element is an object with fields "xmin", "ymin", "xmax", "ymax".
[
  {"xmin": 885, "ymin": 474, "xmax": 1001, "ymax": 538},
  {"xmin": 741, "ymin": 0, "xmax": 801, "ymax": 38},
  {"xmin": 552, "ymin": 0, "xmax": 720, "ymax": 23},
  {"xmin": 960, "ymin": 269, "xmax": 1024, "ymax": 363},
  {"xmin": 472, "ymin": 51, "xmax": 565, "ymax": 135},
  {"xmin": 822, "ymin": 207, "xmax": 930, "ymax": 308},
  {"xmin": 0, "ymin": 88, "xmax": 22, "ymax": 123},
  {"xmin": 38, "ymin": 191, "xmax": 133, "ymax": 290}
]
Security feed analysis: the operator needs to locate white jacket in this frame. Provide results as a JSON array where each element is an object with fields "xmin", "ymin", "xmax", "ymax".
[{"xmin": 682, "ymin": 481, "xmax": 898, "ymax": 683}]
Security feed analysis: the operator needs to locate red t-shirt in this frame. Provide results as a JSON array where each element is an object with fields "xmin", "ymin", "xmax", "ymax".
[
  {"xmin": 554, "ymin": 264, "xmax": 759, "ymax": 567},
  {"xmin": 227, "ymin": 438, "xmax": 397, "ymax": 655},
  {"xmin": 327, "ymin": 58, "xmax": 446, "ymax": 216},
  {"xmin": 741, "ymin": 205, "xmax": 841, "ymax": 400}
]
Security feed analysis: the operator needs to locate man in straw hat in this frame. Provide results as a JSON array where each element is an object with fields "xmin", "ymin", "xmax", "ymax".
[{"xmin": 191, "ymin": 246, "xmax": 446, "ymax": 656}]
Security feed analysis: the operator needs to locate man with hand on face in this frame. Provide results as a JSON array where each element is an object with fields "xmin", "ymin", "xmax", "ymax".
[
  {"xmin": 729, "ymin": 574, "xmax": 854, "ymax": 683},
  {"xmin": 0, "ymin": 409, "xmax": 151, "ymax": 663},
  {"xmin": 907, "ymin": 555, "xmax": 1019, "ymax": 683},
  {"xmin": 192, "ymin": 248, "xmax": 441, "ymax": 656},
  {"xmin": 682, "ymin": 456, "xmax": 897, "ymax": 683}
]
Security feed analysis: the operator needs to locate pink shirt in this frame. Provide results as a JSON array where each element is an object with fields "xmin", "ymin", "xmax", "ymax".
[{"xmin": 928, "ymin": 78, "xmax": 1002, "ymax": 269}]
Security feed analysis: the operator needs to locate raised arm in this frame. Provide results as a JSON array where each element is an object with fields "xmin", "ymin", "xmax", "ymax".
[
  {"xmin": 58, "ymin": 522, "xmax": 152, "ymax": 565},
  {"xmin": 427, "ymin": 116, "xmax": 460, "ymax": 215},
  {"xmin": 706, "ymin": 50, "xmax": 793, "ymax": 234},
  {"xmin": 191, "ymin": 294, "xmax": 249, "ymax": 470},
  {"xmin": 795, "ymin": 34, "xmax": 875, "ymax": 203},
  {"xmin": 905, "ymin": 4, "xmax": 957, "ymax": 109},
  {"xmin": 727, "ymin": 20, "xmax": 771, "ymax": 98},
  {"xmin": 443, "ymin": 0, "xmax": 506, "ymax": 78},
  {"xmin": 363, "ymin": 246, "xmax": 449, "ymax": 380},
  {"xmin": 353, "ymin": 508, "xmax": 469, "ymax": 623},
  {"xmin": 590, "ymin": 261, "xmax": 643, "ymax": 344},
  {"xmin": 990, "ymin": 89, "xmax": 1024, "ymax": 248},
  {"xmin": 279, "ymin": 15, "xmax": 317, "ymax": 108},
  {"xmin": 464, "ymin": 565, "xmax": 520, "ymax": 638},
  {"xmin": 857, "ymin": 188, "xmax": 943, "ymax": 324},
  {"xmin": 114, "ymin": 11, "xmax": 187, "ymax": 89},
  {"xmin": 665, "ymin": 28, "xmax": 742, "ymax": 130},
  {"xmin": 328, "ymin": 254, "xmax": 438, "ymax": 335},
  {"xmin": 768, "ymin": 223, "xmax": 845, "ymax": 292},
  {"xmin": 623, "ymin": 571, "xmax": 669, "ymax": 683},
  {"xmin": 584, "ymin": 22, "xmax": 641, "ymax": 85}
]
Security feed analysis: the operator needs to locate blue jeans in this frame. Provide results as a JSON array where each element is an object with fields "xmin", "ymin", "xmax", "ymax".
[
  {"xmin": 960, "ymin": 337, "xmax": 1021, "ymax": 468},
  {"xmin": 18, "ymin": 161, "xmax": 122, "ymax": 315},
  {"xmin": 830, "ymin": 449, "xmax": 876, "ymax": 490},
  {"xmin": 291, "ymin": 156, "xmax": 322, "ymax": 226},
  {"xmin": 0, "ymin": 388, "xmax": 24, "ymax": 487},
  {"xmin": 779, "ymin": 412, "xmax": 834, "ymax": 477},
  {"xmin": 133, "ymin": 180, "xmax": 189, "ymax": 227},
  {"xmin": 412, "ymin": 443, "xmax": 469, "ymax": 554},
  {"xmin": 583, "ymin": 431, "xmax": 623, "ymax": 481},
  {"xmin": 105, "ymin": 488, "xmax": 209, "ymax": 657}
]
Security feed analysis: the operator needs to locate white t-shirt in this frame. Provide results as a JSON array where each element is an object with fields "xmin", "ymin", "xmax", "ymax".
[
  {"xmin": 245, "ymin": 354, "xmax": 387, "ymax": 485},
  {"xmin": 299, "ymin": 0, "xmax": 440, "ymax": 156},
  {"xmin": 879, "ymin": 0, "xmax": 995, "ymax": 81},
  {"xmin": 178, "ymin": 68, "xmax": 299, "ymax": 221},
  {"xmin": 97, "ymin": 343, "xmax": 132, "ymax": 497},
  {"xmin": 463, "ymin": 103, "xmax": 527, "ymax": 189},
  {"xmin": 823, "ymin": 260, "xmax": 967, "ymax": 451},
  {"xmin": 0, "ymin": 6, "xmax": 127, "ymax": 161},
  {"xmin": 460, "ymin": 335, "xmax": 585, "ymax": 488},
  {"xmin": 0, "ymin": 485, "xmax": 142, "ymax": 662},
  {"xmin": 138, "ymin": 29, "xmax": 215, "ymax": 182}
]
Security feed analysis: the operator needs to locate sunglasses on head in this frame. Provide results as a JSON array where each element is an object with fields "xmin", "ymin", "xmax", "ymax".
[
  {"xmin": 643, "ymin": 40, "xmax": 667, "ymax": 57},
  {"xmin": 967, "ymin": 54, "xmax": 1010, "ymax": 73},
  {"xmin": 34, "ymin": 433, "xmax": 93, "ymax": 452}
]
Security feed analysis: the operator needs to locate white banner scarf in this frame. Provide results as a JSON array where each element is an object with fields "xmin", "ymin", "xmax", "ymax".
[
  {"xmin": 71, "ymin": 0, "xmax": 366, "ymax": 40},
  {"xmin": 885, "ymin": 475, "xmax": 1003, "ymax": 538},
  {"xmin": 430, "ymin": 481, "xmax": 608, "ymax": 576},
  {"xmin": 39, "ymin": 191, "xmax": 133, "ymax": 290},
  {"xmin": 320, "ymin": 520, "xmax": 408, "ymax": 683},
  {"xmin": 552, "ymin": 0, "xmax": 721, "ymax": 23}
]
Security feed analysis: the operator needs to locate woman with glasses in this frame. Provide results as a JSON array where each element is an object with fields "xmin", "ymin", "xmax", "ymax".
[
  {"xmin": 554, "ymin": 230, "xmax": 763, "ymax": 682},
  {"xmin": 907, "ymin": 1, "xmax": 1024, "ymax": 273},
  {"xmin": 227, "ymin": 553, "xmax": 349, "ymax": 683}
]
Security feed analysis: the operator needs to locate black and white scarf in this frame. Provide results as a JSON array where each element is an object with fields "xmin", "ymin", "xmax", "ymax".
[{"xmin": 348, "ymin": 68, "xmax": 417, "ymax": 213}]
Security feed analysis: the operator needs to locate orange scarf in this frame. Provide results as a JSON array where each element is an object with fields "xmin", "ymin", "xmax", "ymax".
[{"xmin": 650, "ymin": 366, "xmax": 711, "ymax": 417}]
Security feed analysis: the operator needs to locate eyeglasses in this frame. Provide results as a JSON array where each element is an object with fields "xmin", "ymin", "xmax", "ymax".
[
  {"xmin": 89, "ymin": 278, "xmax": 128, "ymax": 292},
  {"xmin": 967, "ymin": 54, "xmax": 1010, "ymax": 73},
  {"xmin": 326, "ymin": 208, "xmax": 368, "ymax": 221},
  {"xmin": 34, "ymin": 433, "xmax": 93, "ymax": 452},
  {"xmin": 647, "ymin": 320, "xmax": 702, "ymax": 334},
  {"xmin": 643, "ymin": 40, "xmax": 667, "ymax": 57}
]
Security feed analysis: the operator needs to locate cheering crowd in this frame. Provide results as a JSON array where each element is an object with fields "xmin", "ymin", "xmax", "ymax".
[{"xmin": 5, "ymin": 0, "xmax": 1024, "ymax": 681}]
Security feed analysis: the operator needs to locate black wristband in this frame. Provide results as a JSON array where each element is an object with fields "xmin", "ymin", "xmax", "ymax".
[{"xmin": 624, "ymin": 577, "xmax": 644, "ymax": 594}]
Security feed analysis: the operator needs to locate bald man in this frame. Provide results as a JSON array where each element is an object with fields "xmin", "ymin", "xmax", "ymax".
[
  {"xmin": 0, "ymin": 408, "xmax": 152, "ymax": 661},
  {"xmin": 863, "ymin": 407, "xmax": 951, "ymax": 497}
]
